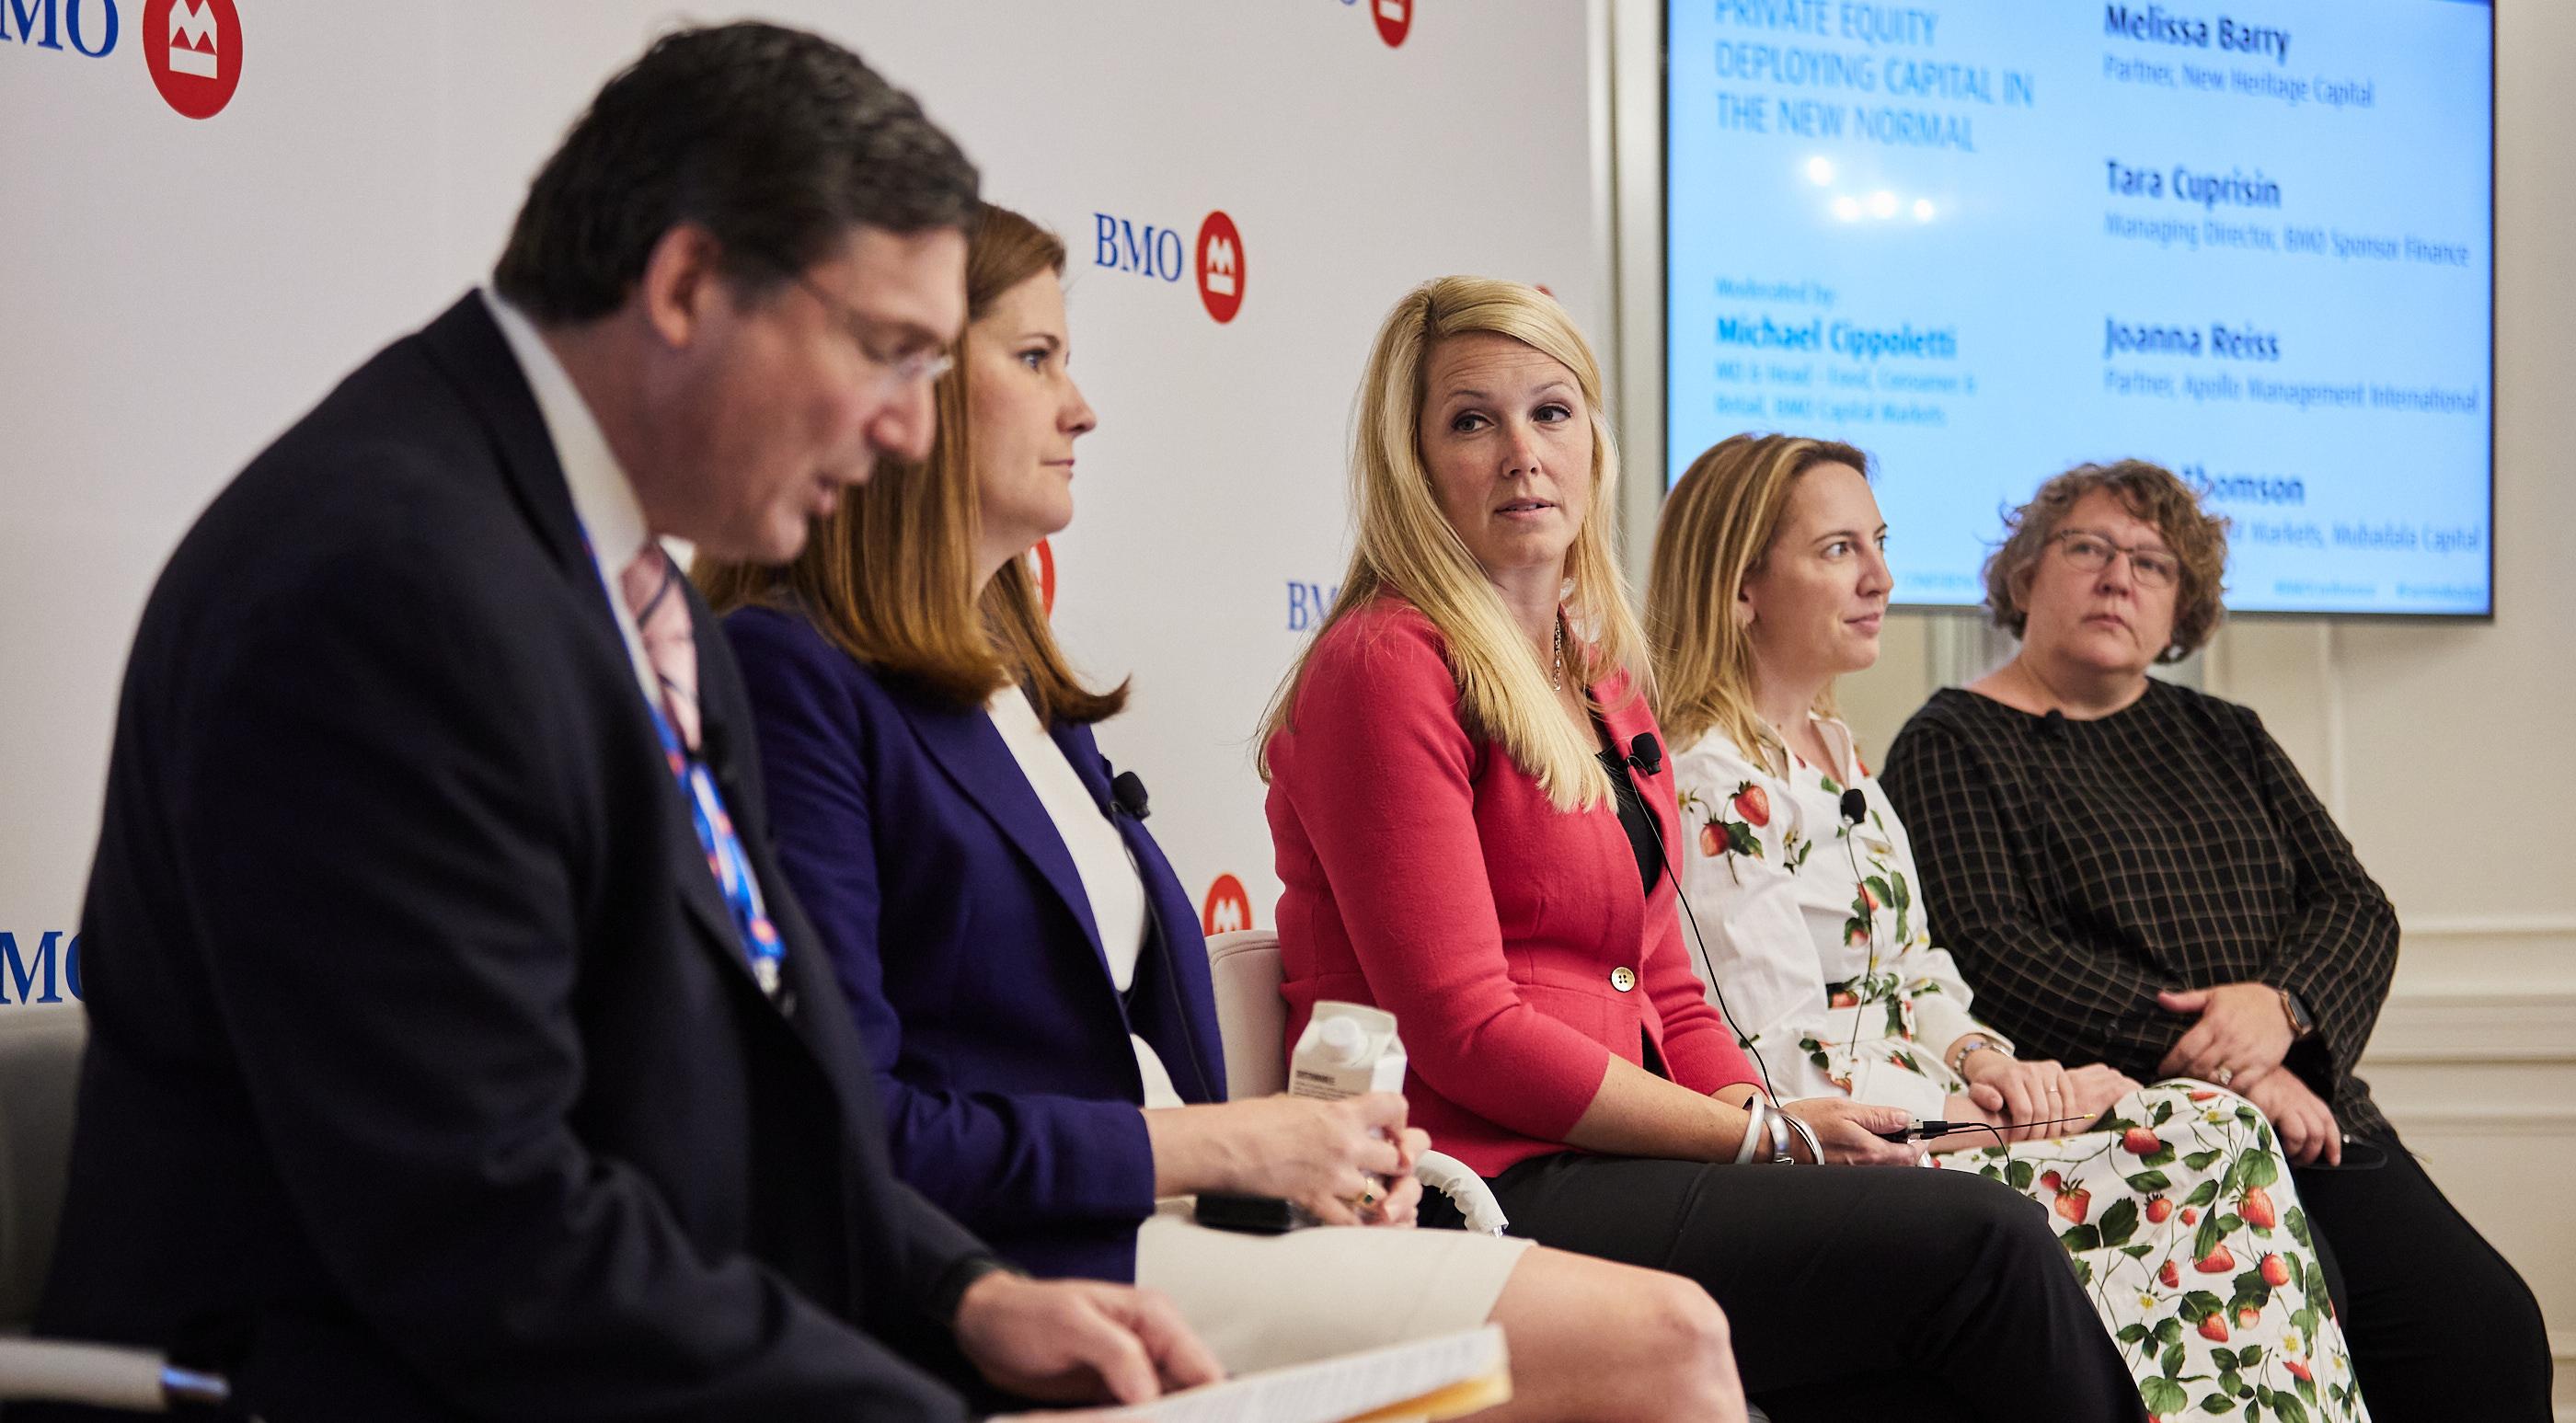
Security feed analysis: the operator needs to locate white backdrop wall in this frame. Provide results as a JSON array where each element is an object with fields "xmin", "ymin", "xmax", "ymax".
[{"xmin": 0, "ymin": 0, "xmax": 1607, "ymax": 992}]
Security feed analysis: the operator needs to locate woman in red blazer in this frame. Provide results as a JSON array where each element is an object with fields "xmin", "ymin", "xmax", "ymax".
[{"xmin": 1261, "ymin": 278, "xmax": 2146, "ymax": 1423}]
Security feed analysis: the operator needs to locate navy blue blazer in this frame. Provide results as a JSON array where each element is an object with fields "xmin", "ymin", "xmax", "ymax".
[{"xmin": 723, "ymin": 605, "xmax": 1227, "ymax": 1283}]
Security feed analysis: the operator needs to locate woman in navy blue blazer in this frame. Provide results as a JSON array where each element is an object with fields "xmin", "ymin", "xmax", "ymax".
[{"xmin": 696, "ymin": 203, "xmax": 1749, "ymax": 1420}]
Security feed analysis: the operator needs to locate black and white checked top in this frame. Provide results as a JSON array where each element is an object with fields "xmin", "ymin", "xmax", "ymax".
[{"xmin": 1881, "ymin": 680, "xmax": 2398, "ymax": 1140}]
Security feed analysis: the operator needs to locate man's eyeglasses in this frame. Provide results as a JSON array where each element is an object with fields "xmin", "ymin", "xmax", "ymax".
[
  {"xmin": 2049, "ymin": 530, "xmax": 2179, "ymax": 589},
  {"xmin": 788, "ymin": 271, "xmax": 952, "ymax": 397}
]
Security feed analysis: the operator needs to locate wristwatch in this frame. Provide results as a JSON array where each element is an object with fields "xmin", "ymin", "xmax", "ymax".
[
  {"xmin": 1947, "ymin": 1033, "xmax": 2011, "ymax": 1078},
  {"xmin": 2278, "ymin": 988, "xmax": 2317, "ymax": 1040}
]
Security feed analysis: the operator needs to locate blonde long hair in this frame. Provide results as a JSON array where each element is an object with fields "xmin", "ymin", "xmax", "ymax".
[
  {"xmin": 1259, "ymin": 277, "xmax": 1644, "ymax": 812},
  {"xmin": 1646, "ymin": 432, "xmax": 1871, "ymax": 767},
  {"xmin": 694, "ymin": 202, "xmax": 1125, "ymax": 725}
]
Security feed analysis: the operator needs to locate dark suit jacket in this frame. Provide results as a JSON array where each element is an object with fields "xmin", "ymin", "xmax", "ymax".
[
  {"xmin": 722, "ymin": 607, "xmax": 1226, "ymax": 1284},
  {"xmin": 30, "ymin": 294, "xmax": 991, "ymax": 1421}
]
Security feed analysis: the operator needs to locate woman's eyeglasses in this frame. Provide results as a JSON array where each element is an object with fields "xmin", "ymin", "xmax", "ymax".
[{"xmin": 2051, "ymin": 530, "xmax": 2179, "ymax": 590}]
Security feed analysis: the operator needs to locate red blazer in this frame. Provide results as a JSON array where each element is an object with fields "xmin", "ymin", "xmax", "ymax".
[{"xmin": 1263, "ymin": 595, "xmax": 1762, "ymax": 1176}]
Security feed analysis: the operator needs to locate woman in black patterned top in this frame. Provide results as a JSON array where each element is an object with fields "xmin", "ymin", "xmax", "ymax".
[{"xmin": 1883, "ymin": 460, "xmax": 2550, "ymax": 1422}]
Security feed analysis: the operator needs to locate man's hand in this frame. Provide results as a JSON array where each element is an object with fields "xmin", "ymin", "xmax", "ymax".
[
  {"xmin": 953, "ymin": 1272, "xmax": 1223, "ymax": 1407},
  {"xmin": 2241, "ymin": 1069, "xmax": 2343, "ymax": 1167},
  {"xmin": 2156, "ymin": 982, "xmax": 2296, "ymax": 1086}
]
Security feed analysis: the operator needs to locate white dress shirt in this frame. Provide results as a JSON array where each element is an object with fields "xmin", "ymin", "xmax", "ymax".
[
  {"xmin": 481, "ymin": 288, "xmax": 663, "ymax": 713},
  {"xmin": 983, "ymin": 685, "xmax": 1185, "ymax": 1110}
]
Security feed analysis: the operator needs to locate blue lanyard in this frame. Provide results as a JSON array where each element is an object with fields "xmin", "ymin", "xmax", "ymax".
[
  {"xmin": 581, "ymin": 529, "xmax": 785, "ymax": 997},
  {"xmin": 641, "ymin": 695, "xmax": 785, "ymax": 997}
]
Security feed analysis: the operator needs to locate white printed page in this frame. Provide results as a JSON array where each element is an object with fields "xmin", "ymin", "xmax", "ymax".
[{"xmin": 1139, "ymin": 1325, "xmax": 1508, "ymax": 1423}]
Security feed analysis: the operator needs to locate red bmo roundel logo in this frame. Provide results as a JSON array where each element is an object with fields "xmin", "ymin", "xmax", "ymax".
[
  {"xmin": 1374, "ymin": 0, "xmax": 1413, "ymax": 48},
  {"xmin": 1029, "ymin": 538, "xmax": 1058, "ymax": 616},
  {"xmin": 1194, "ymin": 212, "xmax": 1245, "ymax": 326},
  {"xmin": 144, "ymin": 0, "xmax": 244, "ymax": 120},
  {"xmin": 1201, "ymin": 875, "xmax": 1254, "ymax": 937}
]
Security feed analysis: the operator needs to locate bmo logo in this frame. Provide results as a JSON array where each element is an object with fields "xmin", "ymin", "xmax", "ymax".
[
  {"xmin": 0, "ymin": 932, "xmax": 83, "ymax": 1005},
  {"xmin": 1029, "ymin": 538, "xmax": 1057, "ymax": 616},
  {"xmin": 1201, "ymin": 875, "xmax": 1255, "ymax": 937},
  {"xmin": 0, "ymin": 0, "xmax": 120, "ymax": 59},
  {"xmin": 1286, "ymin": 578, "xmax": 1342, "ymax": 632},
  {"xmin": 1373, "ymin": 0, "xmax": 1412, "ymax": 48},
  {"xmin": 0, "ymin": 0, "xmax": 243, "ymax": 120},
  {"xmin": 146, "ymin": 0, "xmax": 241, "ymax": 120},
  {"xmin": 1194, "ymin": 212, "xmax": 1244, "ymax": 325},
  {"xmin": 1093, "ymin": 209, "xmax": 1247, "ymax": 326}
]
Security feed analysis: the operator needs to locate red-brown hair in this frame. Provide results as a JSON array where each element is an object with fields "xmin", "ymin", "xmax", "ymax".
[{"xmin": 695, "ymin": 202, "xmax": 1126, "ymax": 723}]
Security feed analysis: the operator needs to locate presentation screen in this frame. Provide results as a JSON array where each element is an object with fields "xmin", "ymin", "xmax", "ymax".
[{"xmin": 1665, "ymin": 1, "xmax": 2494, "ymax": 615}]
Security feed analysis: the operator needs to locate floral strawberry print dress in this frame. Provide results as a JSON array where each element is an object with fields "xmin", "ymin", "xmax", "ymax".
[{"xmin": 1672, "ymin": 717, "xmax": 2369, "ymax": 1422}]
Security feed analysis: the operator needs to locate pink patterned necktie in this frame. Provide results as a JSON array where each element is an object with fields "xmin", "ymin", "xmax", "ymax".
[{"xmin": 618, "ymin": 544, "xmax": 702, "ymax": 753}]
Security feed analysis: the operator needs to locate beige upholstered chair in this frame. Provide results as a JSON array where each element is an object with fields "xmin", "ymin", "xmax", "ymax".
[{"xmin": 1203, "ymin": 930, "xmax": 1508, "ymax": 1234}]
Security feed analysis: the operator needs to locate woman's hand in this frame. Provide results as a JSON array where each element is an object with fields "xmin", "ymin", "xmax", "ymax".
[
  {"xmin": 2242, "ymin": 1069, "xmax": 2343, "ymax": 1166},
  {"xmin": 1957, "ymin": 1050, "xmax": 2080, "ymax": 1138},
  {"xmin": 2156, "ymin": 982, "xmax": 2296, "ymax": 1086},
  {"xmin": 1144, "ymin": 1094, "xmax": 1424, "ymax": 1225},
  {"xmin": 2063, "ymin": 1062, "xmax": 2143, "ymax": 1123},
  {"xmin": 1777, "ymin": 1097, "xmax": 1921, "ymax": 1165}
]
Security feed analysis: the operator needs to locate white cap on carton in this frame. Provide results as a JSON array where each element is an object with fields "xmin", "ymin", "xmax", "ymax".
[{"xmin": 1313, "ymin": 1015, "xmax": 1372, "ymax": 1067}]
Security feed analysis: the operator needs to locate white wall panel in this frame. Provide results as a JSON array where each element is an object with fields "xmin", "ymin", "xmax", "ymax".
[{"xmin": 0, "ymin": 0, "xmax": 1601, "ymax": 977}]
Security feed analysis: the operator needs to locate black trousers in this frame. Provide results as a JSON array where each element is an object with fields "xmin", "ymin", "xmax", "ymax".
[
  {"xmin": 1478, "ymin": 1153, "xmax": 2150, "ymax": 1423},
  {"xmin": 2294, "ymin": 1135, "xmax": 2553, "ymax": 1421}
]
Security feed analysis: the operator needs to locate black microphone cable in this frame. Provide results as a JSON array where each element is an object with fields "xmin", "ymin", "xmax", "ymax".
[
  {"xmin": 1613, "ymin": 733, "xmax": 1782, "ymax": 1107},
  {"xmin": 1878, "ymin": 1111, "xmax": 2096, "ymax": 1144},
  {"xmin": 1835, "ymin": 785, "xmax": 1880, "ymax": 1066}
]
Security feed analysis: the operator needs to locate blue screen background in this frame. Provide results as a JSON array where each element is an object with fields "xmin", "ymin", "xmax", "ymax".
[{"xmin": 1664, "ymin": 0, "xmax": 2493, "ymax": 614}]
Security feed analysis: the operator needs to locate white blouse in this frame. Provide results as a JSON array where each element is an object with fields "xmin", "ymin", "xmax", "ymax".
[
  {"xmin": 984, "ymin": 687, "xmax": 1184, "ymax": 1110},
  {"xmin": 1669, "ymin": 715, "xmax": 2008, "ymax": 1119}
]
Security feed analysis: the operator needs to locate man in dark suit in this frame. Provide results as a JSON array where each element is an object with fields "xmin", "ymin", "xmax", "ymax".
[{"xmin": 30, "ymin": 23, "xmax": 1215, "ymax": 1421}]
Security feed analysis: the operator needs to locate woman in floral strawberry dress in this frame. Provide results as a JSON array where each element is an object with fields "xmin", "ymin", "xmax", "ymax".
[{"xmin": 1644, "ymin": 433, "xmax": 2369, "ymax": 1422}]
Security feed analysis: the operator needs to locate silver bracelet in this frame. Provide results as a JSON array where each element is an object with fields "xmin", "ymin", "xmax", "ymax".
[
  {"xmin": 1733, "ymin": 1097, "xmax": 1769, "ymax": 1165},
  {"xmin": 1765, "ymin": 1106, "xmax": 1794, "ymax": 1163},
  {"xmin": 1781, "ymin": 1111, "xmax": 1822, "ymax": 1165}
]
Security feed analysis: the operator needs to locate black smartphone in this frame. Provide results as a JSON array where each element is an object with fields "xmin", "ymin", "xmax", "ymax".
[{"xmin": 1192, "ymin": 1193, "xmax": 1317, "ymax": 1234}]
